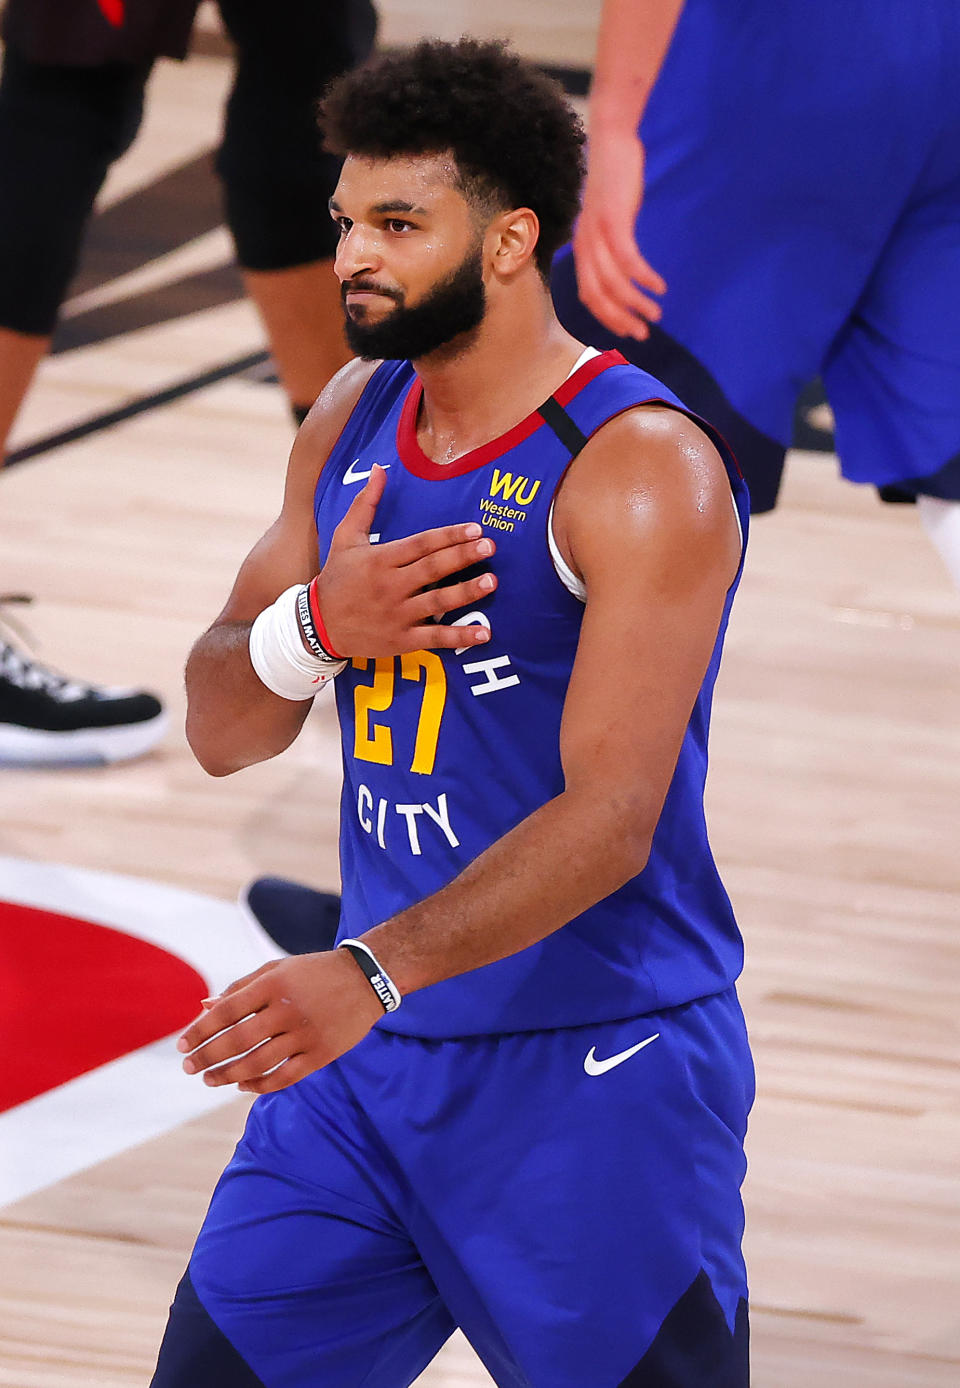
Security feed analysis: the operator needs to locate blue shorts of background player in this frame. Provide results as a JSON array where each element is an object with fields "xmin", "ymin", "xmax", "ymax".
[
  {"xmin": 552, "ymin": 0, "xmax": 960, "ymax": 515},
  {"xmin": 151, "ymin": 987, "xmax": 753, "ymax": 1387}
]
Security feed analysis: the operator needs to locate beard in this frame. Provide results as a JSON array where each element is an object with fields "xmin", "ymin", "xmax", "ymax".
[{"xmin": 342, "ymin": 245, "xmax": 486, "ymax": 362}]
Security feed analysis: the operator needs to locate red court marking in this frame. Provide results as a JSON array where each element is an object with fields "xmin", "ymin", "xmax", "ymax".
[{"xmin": 0, "ymin": 901, "xmax": 206, "ymax": 1113}]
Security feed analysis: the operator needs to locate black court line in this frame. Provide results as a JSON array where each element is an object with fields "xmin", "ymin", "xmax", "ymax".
[
  {"xmin": 54, "ymin": 260, "xmax": 243, "ymax": 357},
  {"xmin": 4, "ymin": 349, "xmax": 268, "ymax": 468}
]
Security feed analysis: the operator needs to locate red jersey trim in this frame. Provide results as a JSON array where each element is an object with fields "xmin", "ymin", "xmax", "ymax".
[
  {"xmin": 553, "ymin": 349, "xmax": 628, "ymax": 407},
  {"xmin": 396, "ymin": 349, "xmax": 629, "ymax": 481}
]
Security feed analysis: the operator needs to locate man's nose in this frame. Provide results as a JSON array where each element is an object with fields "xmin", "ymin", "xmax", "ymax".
[{"xmin": 335, "ymin": 225, "xmax": 380, "ymax": 281}]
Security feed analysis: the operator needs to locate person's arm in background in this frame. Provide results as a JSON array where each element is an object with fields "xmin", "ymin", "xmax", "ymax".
[{"xmin": 574, "ymin": 0, "xmax": 686, "ymax": 339}]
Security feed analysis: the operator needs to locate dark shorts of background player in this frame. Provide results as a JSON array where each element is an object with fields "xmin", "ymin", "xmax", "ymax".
[
  {"xmin": 551, "ymin": 0, "xmax": 960, "ymax": 513},
  {"xmin": 2, "ymin": 0, "xmax": 201, "ymax": 65},
  {"xmin": 0, "ymin": 0, "xmax": 376, "ymax": 334},
  {"xmin": 151, "ymin": 986, "xmax": 753, "ymax": 1388}
]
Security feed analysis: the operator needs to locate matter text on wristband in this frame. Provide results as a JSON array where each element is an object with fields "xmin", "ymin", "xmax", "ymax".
[{"xmin": 338, "ymin": 938, "xmax": 402, "ymax": 1013}]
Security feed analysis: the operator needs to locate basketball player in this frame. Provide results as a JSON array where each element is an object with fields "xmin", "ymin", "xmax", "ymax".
[
  {"xmin": 152, "ymin": 40, "xmax": 753, "ymax": 1386},
  {"xmin": 552, "ymin": 0, "xmax": 960, "ymax": 587},
  {"xmin": 0, "ymin": 0, "xmax": 374, "ymax": 764}
]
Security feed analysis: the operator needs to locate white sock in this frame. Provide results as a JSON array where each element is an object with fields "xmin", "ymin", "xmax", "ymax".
[{"xmin": 917, "ymin": 495, "xmax": 960, "ymax": 591}]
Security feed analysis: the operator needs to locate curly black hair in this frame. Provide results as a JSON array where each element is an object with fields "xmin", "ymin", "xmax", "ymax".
[{"xmin": 320, "ymin": 38, "xmax": 585, "ymax": 276}]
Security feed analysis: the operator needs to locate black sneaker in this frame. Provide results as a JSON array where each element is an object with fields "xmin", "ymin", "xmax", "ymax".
[
  {"xmin": 0, "ymin": 638, "xmax": 168, "ymax": 766},
  {"xmin": 239, "ymin": 876, "xmax": 342, "ymax": 955}
]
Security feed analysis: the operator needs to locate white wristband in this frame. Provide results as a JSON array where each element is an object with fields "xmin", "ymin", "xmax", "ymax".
[{"xmin": 249, "ymin": 584, "xmax": 348, "ymax": 701}]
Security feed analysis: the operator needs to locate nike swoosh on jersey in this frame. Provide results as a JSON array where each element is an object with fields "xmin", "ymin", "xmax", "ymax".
[
  {"xmin": 583, "ymin": 1033, "xmax": 660, "ymax": 1076},
  {"xmin": 342, "ymin": 458, "xmax": 390, "ymax": 485}
]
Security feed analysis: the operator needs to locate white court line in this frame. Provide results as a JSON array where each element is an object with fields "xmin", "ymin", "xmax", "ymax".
[{"xmin": 0, "ymin": 854, "xmax": 283, "ymax": 1207}]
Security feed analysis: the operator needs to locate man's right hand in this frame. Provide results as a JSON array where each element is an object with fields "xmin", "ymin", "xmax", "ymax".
[{"xmin": 315, "ymin": 464, "xmax": 497, "ymax": 656}]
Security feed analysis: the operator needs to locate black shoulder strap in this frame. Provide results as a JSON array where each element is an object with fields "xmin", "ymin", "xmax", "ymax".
[{"xmin": 537, "ymin": 395, "xmax": 590, "ymax": 459}]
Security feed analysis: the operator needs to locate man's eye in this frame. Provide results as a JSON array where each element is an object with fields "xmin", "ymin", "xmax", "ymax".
[
  {"xmin": 336, "ymin": 218, "xmax": 352, "ymax": 234},
  {"xmin": 388, "ymin": 219, "xmax": 413, "ymax": 233}
]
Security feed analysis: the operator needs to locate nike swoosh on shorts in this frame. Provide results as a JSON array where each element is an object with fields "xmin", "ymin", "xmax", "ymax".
[{"xmin": 583, "ymin": 1033, "xmax": 660, "ymax": 1076}]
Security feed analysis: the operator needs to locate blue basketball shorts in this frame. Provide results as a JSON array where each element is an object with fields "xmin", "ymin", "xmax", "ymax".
[
  {"xmin": 151, "ymin": 986, "xmax": 753, "ymax": 1388},
  {"xmin": 552, "ymin": 0, "xmax": 960, "ymax": 510}
]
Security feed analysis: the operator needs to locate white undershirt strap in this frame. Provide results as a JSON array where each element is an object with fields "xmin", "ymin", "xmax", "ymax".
[
  {"xmin": 547, "ymin": 500, "xmax": 588, "ymax": 601},
  {"xmin": 568, "ymin": 345, "xmax": 601, "ymax": 377},
  {"xmin": 545, "ymin": 348, "xmax": 599, "ymax": 600}
]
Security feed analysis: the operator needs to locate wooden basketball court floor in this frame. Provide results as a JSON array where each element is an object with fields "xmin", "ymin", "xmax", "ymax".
[{"xmin": 1, "ymin": 2, "xmax": 958, "ymax": 1383}]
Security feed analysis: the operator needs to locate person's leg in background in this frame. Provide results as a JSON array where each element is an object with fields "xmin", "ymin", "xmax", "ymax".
[
  {"xmin": 0, "ymin": 327, "xmax": 47, "ymax": 463},
  {"xmin": 0, "ymin": 45, "xmax": 167, "ymax": 765},
  {"xmin": 821, "ymin": 81, "xmax": 960, "ymax": 594},
  {"xmin": 917, "ymin": 497, "xmax": 960, "ymax": 589},
  {"xmin": 216, "ymin": 0, "xmax": 378, "ymax": 425},
  {"xmin": 0, "ymin": 0, "xmax": 200, "ymax": 456},
  {"xmin": 0, "ymin": 48, "xmax": 150, "ymax": 458}
]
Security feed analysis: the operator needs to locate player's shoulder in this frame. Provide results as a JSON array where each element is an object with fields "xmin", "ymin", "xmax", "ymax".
[
  {"xmin": 570, "ymin": 402, "xmax": 730, "ymax": 515},
  {"xmin": 297, "ymin": 357, "xmax": 383, "ymax": 448},
  {"xmin": 561, "ymin": 349, "xmax": 724, "ymax": 489},
  {"xmin": 555, "ymin": 402, "xmax": 740, "ymax": 584},
  {"xmin": 284, "ymin": 358, "xmax": 387, "ymax": 496}
]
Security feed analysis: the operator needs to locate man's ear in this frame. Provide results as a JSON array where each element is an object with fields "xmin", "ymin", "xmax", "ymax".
[{"xmin": 487, "ymin": 207, "xmax": 541, "ymax": 278}]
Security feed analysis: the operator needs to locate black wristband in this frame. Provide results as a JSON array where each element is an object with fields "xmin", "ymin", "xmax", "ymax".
[
  {"xmin": 338, "ymin": 938, "xmax": 401, "ymax": 1013},
  {"xmin": 295, "ymin": 584, "xmax": 341, "ymax": 663}
]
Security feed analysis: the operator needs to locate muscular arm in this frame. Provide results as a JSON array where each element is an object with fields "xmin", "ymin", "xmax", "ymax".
[
  {"xmin": 574, "ymin": 0, "xmax": 687, "ymax": 337},
  {"xmin": 186, "ymin": 359, "xmax": 498, "ymax": 776},
  {"xmin": 178, "ymin": 407, "xmax": 741, "ymax": 1091}
]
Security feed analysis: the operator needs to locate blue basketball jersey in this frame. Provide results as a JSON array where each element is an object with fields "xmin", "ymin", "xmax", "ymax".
[{"xmin": 314, "ymin": 350, "xmax": 750, "ymax": 1036}]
